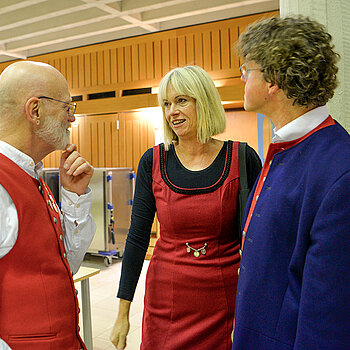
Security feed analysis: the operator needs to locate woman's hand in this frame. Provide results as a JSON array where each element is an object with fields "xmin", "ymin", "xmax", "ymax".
[{"xmin": 110, "ymin": 299, "xmax": 131, "ymax": 349}]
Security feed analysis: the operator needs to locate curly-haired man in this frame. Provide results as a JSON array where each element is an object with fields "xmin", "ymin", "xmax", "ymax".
[{"xmin": 233, "ymin": 16, "xmax": 350, "ymax": 350}]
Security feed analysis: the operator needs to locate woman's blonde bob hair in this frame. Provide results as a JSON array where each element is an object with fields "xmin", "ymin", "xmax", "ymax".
[{"xmin": 158, "ymin": 65, "xmax": 226, "ymax": 150}]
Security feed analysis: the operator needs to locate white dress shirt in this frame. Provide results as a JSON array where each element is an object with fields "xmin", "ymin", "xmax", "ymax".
[
  {"xmin": 272, "ymin": 105, "xmax": 330, "ymax": 143},
  {"xmin": 0, "ymin": 140, "xmax": 96, "ymax": 273}
]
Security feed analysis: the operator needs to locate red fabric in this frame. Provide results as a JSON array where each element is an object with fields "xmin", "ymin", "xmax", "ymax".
[
  {"xmin": 0, "ymin": 154, "xmax": 85, "ymax": 350},
  {"xmin": 141, "ymin": 142, "xmax": 240, "ymax": 350}
]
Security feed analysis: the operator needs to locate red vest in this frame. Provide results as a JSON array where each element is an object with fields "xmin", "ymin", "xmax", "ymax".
[{"xmin": 0, "ymin": 154, "xmax": 85, "ymax": 350}]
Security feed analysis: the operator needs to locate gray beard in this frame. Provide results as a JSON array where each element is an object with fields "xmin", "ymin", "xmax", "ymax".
[{"xmin": 34, "ymin": 115, "xmax": 70, "ymax": 151}]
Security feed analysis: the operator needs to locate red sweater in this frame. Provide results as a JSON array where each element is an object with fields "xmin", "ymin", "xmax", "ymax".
[{"xmin": 0, "ymin": 153, "xmax": 85, "ymax": 350}]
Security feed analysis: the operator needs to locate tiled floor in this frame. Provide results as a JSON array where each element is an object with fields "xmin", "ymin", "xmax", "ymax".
[{"xmin": 75, "ymin": 255, "xmax": 150, "ymax": 350}]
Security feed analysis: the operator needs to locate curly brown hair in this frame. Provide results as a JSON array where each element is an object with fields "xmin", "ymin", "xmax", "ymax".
[{"xmin": 236, "ymin": 16, "xmax": 340, "ymax": 107}]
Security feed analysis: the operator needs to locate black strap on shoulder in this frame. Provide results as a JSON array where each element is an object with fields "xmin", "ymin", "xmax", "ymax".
[{"xmin": 238, "ymin": 142, "xmax": 250, "ymax": 245}]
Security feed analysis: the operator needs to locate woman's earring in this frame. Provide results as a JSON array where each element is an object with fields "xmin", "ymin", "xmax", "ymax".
[{"xmin": 36, "ymin": 119, "xmax": 40, "ymax": 125}]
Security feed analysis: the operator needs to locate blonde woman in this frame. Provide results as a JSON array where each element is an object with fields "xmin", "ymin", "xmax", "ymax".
[{"xmin": 110, "ymin": 66, "xmax": 261, "ymax": 350}]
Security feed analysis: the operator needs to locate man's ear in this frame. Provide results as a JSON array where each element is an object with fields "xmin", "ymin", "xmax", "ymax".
[
  {"xmin": 267, "ymin": 82, "xmax": 279, "ymax": 96},
  {"xmin": 25, "ymin": 97, "xmax": 40, "ymax": 126}
]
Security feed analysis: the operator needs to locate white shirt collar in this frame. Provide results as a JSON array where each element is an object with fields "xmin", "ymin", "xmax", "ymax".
[
  {"xmin": 0, "ymin": 140, "xmax": 43, "ymax": 180},
  {"xmin": 272, "ymin": 105, "xmax": 329, "ymax": 143}
]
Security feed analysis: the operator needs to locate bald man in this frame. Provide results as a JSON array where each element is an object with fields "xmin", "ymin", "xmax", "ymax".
[{"xmin": 0, "ymin": 61, "xmax": 96, "ymax": 350}]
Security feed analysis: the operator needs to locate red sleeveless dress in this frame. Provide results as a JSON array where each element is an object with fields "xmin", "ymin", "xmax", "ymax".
[{"xmin": 141, "ymin": 141, "xmax": 241, "ymax": 350}]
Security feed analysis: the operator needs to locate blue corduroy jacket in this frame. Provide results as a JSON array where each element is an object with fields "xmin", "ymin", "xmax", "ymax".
[{"xmin": 233, "ymin": 121, "xmax": 350, "ymax": 350}]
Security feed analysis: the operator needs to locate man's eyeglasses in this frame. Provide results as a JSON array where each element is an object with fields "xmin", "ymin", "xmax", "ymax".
[
  {"xmin": 38, "ymin": 96, "xmax": 76, "ymax": 116},
  {"xmin": 239, "ymin": 63, "xmax": 260, "ymax": 81}
]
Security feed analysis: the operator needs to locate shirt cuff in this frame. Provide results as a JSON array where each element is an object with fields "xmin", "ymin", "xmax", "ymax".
[{"xmin": 61, "ymin": 186, "xmax": 92, "ymax": 217}]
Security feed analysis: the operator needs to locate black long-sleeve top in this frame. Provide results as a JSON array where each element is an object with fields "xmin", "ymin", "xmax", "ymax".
[{"xmin": 117, "ymin": 142, "xmax": 262, "ymax": 301}]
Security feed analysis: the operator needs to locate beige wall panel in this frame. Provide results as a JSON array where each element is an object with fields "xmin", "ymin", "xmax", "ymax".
[
  {"xmin": 132, "ymin": 44, "xmax": 139, "ymax": 82},
  {"xmin": 229, "ymin": 26, "xmax": 240, "ymax": 76},
  {"xmin": 146, "ymin": 41, "xmax": 154, "ymax": 80},
  {"xmin": 72, "ymin": 55, "xmax": 79, "ymax": 90},
  {"xmin": 215, "ymin": 110, "xmax": 259, "ymax": 153},
  {"xmin": 125, "ymin": 46, "xmax": 132, "ymax": 82},
  {"xmin": 139, "ymin": 43, "xmax": 147, "ymax": 81},
  {"xmin": 66, "ymin": 56, "xmax": 73, "ymax": 93},
  {"xmin": 97, "ymin": 51, "xmax": 104, "ymax": 87},
  {"xmin": 104, "ymin": 49, "xmax": 111, "ymax": 86},
  {"xmin": 169, "ymin": 37, "xmax": 178, "ymax": 69},
  {"xmin": 161, "ymin": 39, "xmax": 170, "ymax": 75},
  {"xmin": 220, "ymin": 28, "xmax": 230, "ymax": 70},
  {"xmin": 186, "ymin": 34, "xmax": 194, "ymax": 66},
  {"xmin": 178, "ymin": 35, "xmax": 186, "ymax": 67},
  {"xmin": 132, "ymin": 120, "xmax": 140, "ymax": 172},
  {"xmin": 78, "ymin": 54, "xmax": 84, "ymax": 88},
  {"xmin": 110, "ymin": 48, "xmax": 117, "ymax": 84},
  {"xmin": 194, "ymin": 32, "xmax": 203, "ymax": 68},
  {"xmin": 212, "ymin": 30, "xmax": 221, "ymax": 71},
  {"xmin": 154, "ymin": 40, "xmax": 162, "ymax": 79},
  {"xmin": 202, "ymin": 31, "xmax": 212, "ymax": 71},
  {"xmin": 117, "ymin": 47, "xmax": 125, "ymax": 84},
  {"xmin": 84, "ymin": 53, "xmax": 91, "ymax": 88},
  {"xmin": 61, "ymin": 57, "xmax": 67, "ymax": 80},
  {"xmin": 90, "ymin": 52, "xmax": 98, "ymax": 87},
  {"xmin": 117, "ymin": 115, "xmax": 126, "ymax": 167},
  {"xmin": 125, "ymin": 119, "xmax": 133, "ymax": 168}
]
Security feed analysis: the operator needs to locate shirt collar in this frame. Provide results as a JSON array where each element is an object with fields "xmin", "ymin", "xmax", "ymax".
[
  {"xmin": 0, "ymin": 140, "xmax": 43, "ymax": 180},
  {"xmin": 272, "ymin": 105, "xmax": 329, "ymax": 143}
]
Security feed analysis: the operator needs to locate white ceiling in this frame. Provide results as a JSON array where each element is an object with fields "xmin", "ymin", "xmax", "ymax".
[{"xmin": 0, "ymin": 0, "xmax": 279, "ymax": 63}]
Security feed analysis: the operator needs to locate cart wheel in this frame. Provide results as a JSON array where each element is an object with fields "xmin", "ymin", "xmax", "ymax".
[
  {"xmin": 117, "ymin": 250, "xmax": 124, "ymax": 259},
  {"xmin": 104, "ymin": 256, "xmax": 112, "ymax": 267}
]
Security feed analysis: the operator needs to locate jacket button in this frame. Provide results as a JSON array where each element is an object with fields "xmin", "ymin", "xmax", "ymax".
[
  {"xmin": 60, "ymin": 235, "xmax": 63, "ymax": 241},
  {"xmin": 64, "ymin": 253, "xmax": 67, "ymax": 259},
  {"xmin": 54, "ymin": 217, "xmax": 57, "ymax": 224},
  {"xmin": 75, "ymin": 289, "xmax": 78, "ymax": 295}
]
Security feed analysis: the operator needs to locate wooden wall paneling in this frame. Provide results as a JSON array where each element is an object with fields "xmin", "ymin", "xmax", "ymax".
[
  {"xmin": 169, "ymin": 37, "xmax": 178, "ymax": 70},
  {"xmin": 138, "ymin": 42, "xmax": 147, "ymax": 81},
  {"xmin": 125, "ymin": 118, "xmax": 134, "ymax": 169},
  {"xmin": 61, "ymin": 57, "xmax": 67, "ymax": 81},
  {"xmin": 97, "ymin": 51, "xmax": 104, "ymax": 86},
  {"xmin": 72, "ymin": 55, "xmax": 79, "ymax": 89},
  {"xmin": 117, "ymin": 46, "xmax": 125, "ymax": 83},
  {"xmin": 132, "ymin": 44, "xmax": 139, "ymax": 82},
  {"xmin": 178, "ymin": 35, "xmax": 186, "ymax": 67},
  {"xmin": 153, "ymin": 40, "xmax": 162, "ymax": 79},
  {"xmin": 146, "ymin": 41, "xmax": 154, "ymax": 80},
  {"xmin": 110, "ymin": 48, "xmax": 117, "ymax": 85},
  {"xmin": 98, "ymin": 118, "xmax": 106, "ymax": 167},
  {"xmin": 220, "ymin": 28, "xmax": 230, "ymax": 70},
  {"xmin": 89, "ymin": 117, "xmax": 99, "ymax": 166},
  {"xmin": 104, "ymin": 117, "xmax": 112, "ymax": 167},
  {"xmin": 212, "ymin": 29, "xmax": 221, "ymax": 71},
  {"xmin": 66, "ymin": 56, "xmax": 73, "ymax": 93},
  {"xmin": 54, "ymin": 58, "xmax": 61, "ymax": 72},
  {"xmin": 202, "ymin": 31, "xmax": 212, "ymax": 72},
  {"xmin": 230, "ymin": 25, "xmax": 241, "ymax": 74},
  {"xmin": 78, "ymin": 54, "xmax": 84, "ymax": 88},
  {"xmin": 124, "ymin": 45, "xmax": 132, "ymax": 82},
  {"xmin": 194, "ymin": 32, "xmax": 203, "ymax": 68},
  {"xmin": 161, "ymin": 38, "xmax": 170, "ymax": 76},
  {"xmin": 186, "ymin": 34, "xmax": 194, "ymax": 66},
  {"xmin": 104, "ymin": 49, "xmax": 111, "ymax": 86},
  {"xmin": 76, "ymin": 116, "xmax": 89, "ymax": 161},
  {"xmin": 118, "ymin": 113, "xmax": 126, "ymax": 166},
  {"xmin": 91, "ymin": 52, "xmax": 98, "ymax": 87},
  {"xmin": 132, "ymin": 119, "xmax": 140, "ymax": 172},
  {"xmin": 111, "ymin": 115, "xmax": 120, "ymax": 167},
  {"xmin": 84, "ymin": 53, "xmax": 91, "ymax": 88}
]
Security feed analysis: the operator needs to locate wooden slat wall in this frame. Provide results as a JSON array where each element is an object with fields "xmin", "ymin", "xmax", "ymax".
[{"xmin": 0, "ymin": 12, "xmax": 277, "ymax": 97}]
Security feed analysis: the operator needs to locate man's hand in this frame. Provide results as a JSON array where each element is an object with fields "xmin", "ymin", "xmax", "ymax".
[{"xmin": 59, "ymin": 144, "xmax": 94, "ymax": 196}]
